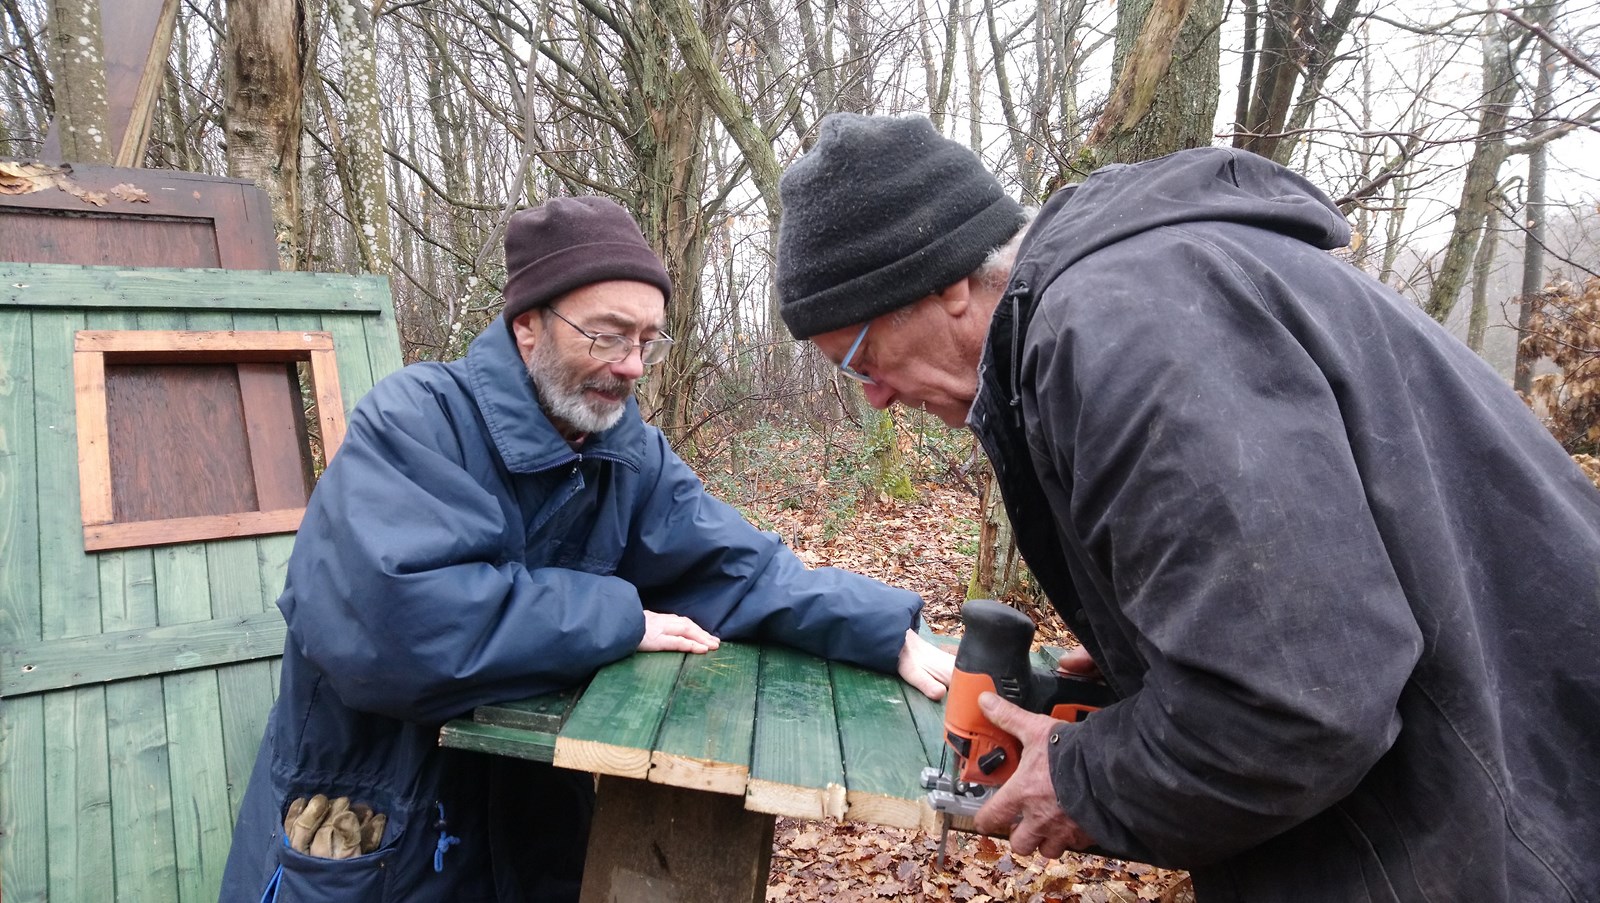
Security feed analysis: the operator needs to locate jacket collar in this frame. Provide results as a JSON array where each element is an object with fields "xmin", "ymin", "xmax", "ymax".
[{"xmin": 464, "ymin": 322, "xmax": 647, "ymax": 474}]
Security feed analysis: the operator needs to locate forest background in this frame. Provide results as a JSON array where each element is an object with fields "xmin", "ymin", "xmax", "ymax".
[{"xmin": 3, "ymin": 0, "xmax": 1599, "ymax": 899}]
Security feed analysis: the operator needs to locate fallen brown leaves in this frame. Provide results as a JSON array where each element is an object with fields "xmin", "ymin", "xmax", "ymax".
[{"xmin": 703, "ymin": 431, "xmax": 1190, "ymax": 901}]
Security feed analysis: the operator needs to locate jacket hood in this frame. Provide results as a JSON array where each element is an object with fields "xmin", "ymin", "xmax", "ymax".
[
  {"xmin": 1021, "ymin": 148, "xmax": 1351, "ymax": 276},
  {"xmin": 463, "ymin": 322, "xmax": 646, "ymax": 474}
]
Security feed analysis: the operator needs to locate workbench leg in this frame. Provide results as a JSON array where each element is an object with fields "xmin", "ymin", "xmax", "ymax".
[{"xmin": 579, "ymin": 774, "xmax": 776, "ymax": 903}]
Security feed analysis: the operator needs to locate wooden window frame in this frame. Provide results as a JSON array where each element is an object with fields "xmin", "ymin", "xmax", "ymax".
[{"xmin": 74, "ymin": 330, "xmax": 347, "ymax": 551}]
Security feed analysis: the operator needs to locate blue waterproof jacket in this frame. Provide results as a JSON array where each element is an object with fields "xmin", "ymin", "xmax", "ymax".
[
  {"xmin": 969, "ymin": 148, "xmax": 1600, "ymax": 901},
  {"xmin": 220, "ymin": 322, "xmax": 922, "ymax": 902}
]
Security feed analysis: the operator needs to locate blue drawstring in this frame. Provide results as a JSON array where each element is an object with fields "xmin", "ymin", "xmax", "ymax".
[
  {"xmin": 260, "ymin": 833, "xmax": 290, "ymax": 903},
  {"xmin": 433, "ymin": 801, "xmax": 460, "ymax": 872}
]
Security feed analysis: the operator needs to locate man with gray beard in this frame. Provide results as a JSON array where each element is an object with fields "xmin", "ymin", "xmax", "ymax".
[{"xmin": 220, "ymin": 195, "xmax": 954, "ymax": 903}]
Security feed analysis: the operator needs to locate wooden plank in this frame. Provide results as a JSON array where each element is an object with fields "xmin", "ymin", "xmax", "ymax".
[
  {"xmin": 77, "ymin": 328, "xmax": 333, "ymax": 355},
  {"xmin": 152, "ymin": 540, "xmax": 232, "ymax": 903},
  {"xmin": 106, "ymin": 676, "xmax": 179, "ymax": 902},
  {"xmin": 475, "ymin": 688, "xmax": 580, "ymax": 734},
  {"xmin": 579, "ymin": 776, "xmax": 774, "ymax": 903},
  {"xmin": 34, "ymin": 311, "xmax": 102, "ymax": 643},
  {"xmin": 357, "ymin": 281, "xmax": 405, "ymax": 380},
  {"xmin": 831, "ymin": 660, "xmax": 934, "ymax": 830},
  {"xmin": 649, "ymin": 642, "xmax": 759, "ymax": 795},
  {"xmin": 84, "ymin": 507, "xmax": 304, "ymax": 552},
  {"xmin": 44, "ymin": 686, "xmax": 115, "ymax": 902},
  {"xmin": 0, "ymin": 695, "xmax": 48, "ymax": 901},
  {"xmin": 0, "ymin": 263, "xmax": 389, "ymax": 313},
  {"xmin": 0, "ymin": 610, "xmax": 287, "ymax": 697},
  {"xmin": 308, "ymin": 348, "xmax": 348, "ymax": 463},
  {"xmin": 74, "ymin": 349, "xmax": 114, "ymax": 526},
  {"xmin": 439, "ymin": 719, "xmax": 557, "ymax": 762},
  {"xmin": 553, "ymin": 652, "xmax": 683, "ymax": 779},
  {"xmin": 321, "ymin": 315, "xmax": 377, "ymax": 442},
  {"xmin": 238, "ymin": 362, "xmax": 312, "ymax": 511},
  {"xmin": 0, "ymin": 307, "xmax": 41, "ymax": 646},
  {"xmin": 746, "ymin": 645, "xmax": 846, "ymax": 820},
  {"xmin": 208, "ymin": 539, "xmax": 277, "ymax": 822}
]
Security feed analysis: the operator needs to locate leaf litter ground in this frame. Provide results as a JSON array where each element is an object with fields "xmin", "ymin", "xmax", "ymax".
[{"xmin": 711, "ymin": 445, "xmax": 1193, "ymax": 902}]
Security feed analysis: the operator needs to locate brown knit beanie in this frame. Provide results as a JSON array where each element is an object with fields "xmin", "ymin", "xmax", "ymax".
[{"xmin": 501, "ymin": 196, "xmax": 672, "ymax": 323}]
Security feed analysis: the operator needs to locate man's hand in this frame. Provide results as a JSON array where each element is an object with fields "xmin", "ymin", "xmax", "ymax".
[
  {"xmin": 1056, "ymin": 645, "xmax": 1100, "ymax": 678},
  {"xmin": 638, "ymin": 610, "xmax": 720, "ymax": 654},
  {"xmin": 897, "ymin": 629, "xmax": 955, "ymax": 700},
  {"xmin": 972, "ymin": 691, "xmax": 1096, "ymax": 858}
]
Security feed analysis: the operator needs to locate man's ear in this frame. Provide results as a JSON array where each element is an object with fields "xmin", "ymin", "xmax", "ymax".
[
  {"xmin": 932, "ymin": 276, "xmax": 973, "ymax": 318},
  {"xmin": 510, "ymin": 308, "xmax": 544, "ymax": 362}
]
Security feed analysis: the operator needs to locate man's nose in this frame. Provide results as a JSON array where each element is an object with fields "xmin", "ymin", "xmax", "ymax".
[{"xmin": 608, "ymin": 346, "xmax": 647, "ymax": 381}]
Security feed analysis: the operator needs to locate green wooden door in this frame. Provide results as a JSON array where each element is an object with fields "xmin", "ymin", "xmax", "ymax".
[{"xmin": 0, "ymin": 263, "xmax": 403, "ymax": 902}]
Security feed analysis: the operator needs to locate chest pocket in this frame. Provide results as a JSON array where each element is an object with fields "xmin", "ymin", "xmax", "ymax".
[{"xmin": 519, "ymin": 460, "xmax": 628, "ymax": 575}]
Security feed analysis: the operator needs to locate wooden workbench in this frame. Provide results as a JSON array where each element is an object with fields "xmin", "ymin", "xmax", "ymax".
[{"xmin": 440, "ymin": 640, "xmax": 1067, "ymax": 902}]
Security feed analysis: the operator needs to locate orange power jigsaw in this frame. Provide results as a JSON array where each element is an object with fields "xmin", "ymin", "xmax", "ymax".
[{"xmin": 919, "ymin": 598, "xmax": 1116, "ymax": 864}]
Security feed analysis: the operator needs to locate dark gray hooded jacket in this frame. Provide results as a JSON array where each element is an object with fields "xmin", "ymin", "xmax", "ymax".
[{"xmin": 967, "ymin": 147, "xmax": 1600, "ymax": 902}]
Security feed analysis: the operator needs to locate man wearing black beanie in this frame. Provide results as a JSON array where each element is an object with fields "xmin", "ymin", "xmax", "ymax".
[
  {"xmin": 777, "ymin": 113, "xmax": 1600, "ymax": 903},
  {"xmin": 222, "ymin": 193, "xmax": 956, "ymax": 902}
]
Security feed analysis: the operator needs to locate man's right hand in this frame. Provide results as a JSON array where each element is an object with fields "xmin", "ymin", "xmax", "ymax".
[{"xmin": 638, "ymin": 610, "xmax": 720, "ymax": 654}]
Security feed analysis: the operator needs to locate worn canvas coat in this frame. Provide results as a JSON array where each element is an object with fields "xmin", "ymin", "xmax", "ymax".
[
  {"xmin": 967, "ymin": 147, "xmax": 1600, "ymax": 902},
  {"xmin": 220, "ymin": 322, "xmax": 922, "ymax": 902}
]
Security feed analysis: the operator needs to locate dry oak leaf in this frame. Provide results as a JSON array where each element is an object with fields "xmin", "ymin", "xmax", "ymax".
[
  {"xmin": 111, "ymin": 183, "xmax": 151, "ymax": 203},
  {"xmin": 0, "ymin": 161, "xmax": 66, "ymax": 195}
]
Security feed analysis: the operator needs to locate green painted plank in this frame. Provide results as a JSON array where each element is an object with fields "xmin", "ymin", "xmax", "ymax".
[
  {"xmin": 1, "ymin": 610, "xmax": 288, "ymax": 697},
  {"xmin": 209, "ymin": 540, "xmax": 277, "ymax": 821},
  {"xmin": 439, "ymin": 719, "xmax": 557, "ymax": 762},
  {"xmin": 903, "ymin": 678, "xmax": 948, "ymax": 769},
  {"xmin": 359, "ymin": 283, "xmax": 405, "ymax": 379},
  {"xmin": 323, "ymin": 313, "xmax": 379, "ymax": 423},
  {"xmin": 831, "ymin": 660, "xmax": 932, "ymax": 828},
  {"xmin": 553, "ymin": 652, "xmax": 683, "ymax": 779},
  {"xmin": 475, "ymin": 688, "xmax": 580, "ymax": 733},
  {"xmin": 44, "ymin": 686, "xmax": 115, "ymax": 902},
  {"xmin": 0, "ymin": 262, "xmax": 389, "ymax": 313},
  {"xmin": 33, "ymin": 310, "xmax": 100, "ymax": 643},
  {"xmin": 650, "ymin": 642, "xmax": 759, "ymax": 795},
  {"xmin": 0, "ymin": 695, "xmax": 47, "ymax": 901},
  {"xmin": 747, "ymin": 646, "xmax": 846, "ymax": 820},
  {"xmin": 0, "ymin": 307, "xmax": 40, "ymax": 648},
  {"xmin": 106, "ymin": 677, "xmax": 179, "ymax": 903},
  {"xmin": 152, "ymin": 539, "xmax": 232, "ymax": 902}
]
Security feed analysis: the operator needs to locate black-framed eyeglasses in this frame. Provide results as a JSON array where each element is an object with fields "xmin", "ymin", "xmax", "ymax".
[
  {"xmin": 546, "ymin": 306, "xmax": 675, "ymax": 366},
  {"xmin": 837, "ymin": 321, "xmax": 876, "ymax": 385}
]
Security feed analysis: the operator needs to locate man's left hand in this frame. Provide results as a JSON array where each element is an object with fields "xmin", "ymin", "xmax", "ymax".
[
  {"xmin": 897, "ymin": 629, "xmax": 955, "ymax": 700},
  {"xmin": 972, "ymin": 691, "xmax": 1096, "ymax": 858}
]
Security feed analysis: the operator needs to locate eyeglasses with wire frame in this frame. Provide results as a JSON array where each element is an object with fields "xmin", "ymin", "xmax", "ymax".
[
  {"xmin": 836, "ymin": 321, "xmax": 876, "ymax": 385},
  {"xmin": 546, "ymin": 306, "xmax": 675, "ymax": 366}
]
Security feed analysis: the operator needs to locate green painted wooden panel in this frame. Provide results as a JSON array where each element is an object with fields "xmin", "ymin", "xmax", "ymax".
[
  {"xmin": 475, "ymin": 688, "xmax": 580, "ymax": 733},
  {"xmin": 44, "ymin": 686, "xmax": 114, "ymax": 902},
  {"xmin": 0, "ymin": 307, "xmax": 40, "ymax": 647},
  {"xmin": 831, "ymin": 660, "xmax": 931, "ymax": 801},
  {"xmin": 0, "ymin": 262, "xmax": 390, "ymax": 312},
  {"xmin": 557, "ymin": 651, "xmax": 683, "ymax": 772},
  {"xmin": 1, "ymin": 609, "xmax": 288, "ymax": 697},
  {"xmin": 106, "ymin": 676, "xmax": 179, "ymax": 902},
  {"xmin": 439, "ymin": 720, "xmax": 557, "ymax": 762},
  {"xmin": 0, "ymin": 695, "xmax": 47, "ymax": 900},
  {"xmin": 652, "ymin": 642, "xmax": 760, "ymax": 786},
  {"xmin": 749, "ymin": 646, "xmax": 844, "ymax": 797},
  {"xmin": 323, "ymin": 313, "xmax": 380, "ymax": 423},
  {"xmin": 208, "ymin": 539, "xmax": 278, "ymax": 822},
  {"xmin": 34, "ymin": 310, "xmax": 100, "ymax": 644}
]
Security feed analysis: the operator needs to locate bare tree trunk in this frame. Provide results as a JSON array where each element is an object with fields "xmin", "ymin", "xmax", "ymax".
[
  {"xmin": 328, "ymin": 0, "xmax": 393, "ymax": 274},
  {"xmin": 1465, "ymin": 201, "xmax": 1501, "ymax": 353},
  {"xmin": 46, "ymin": 0, "xmax": 111, "ymax": 162},
  {"xmin": 1272, "ymin": 0, "xmax": 1360, "ymax": 165},
  {"xmin": 1088, "ymin": 0, "xmax": 1220, "ymax": 164},
  {"xmin": 224, "ymin": 0, "xmax": 307, "ymax": 268},
  {"xmin": 1424, "ymin": 14, "xmax": 1523, "ymax": 323},
  {"xmin": 1514, "ymin": 0, "xmax": 1557, "ymax": 396}
]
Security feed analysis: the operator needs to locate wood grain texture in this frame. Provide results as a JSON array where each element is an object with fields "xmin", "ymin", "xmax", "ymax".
[
  {"xmin": 0, "ymin": 308, "xmax": 41, "ymax": 647},
  {"xmin": 649, "ymin": 641, "xmax": 759, "ymax": 795},
  {"xmin": 746, "ymin": 645, "xmax": 846, "ymax": 820},
  {"xmin": 34, "ymin": 311, "xmax": 101, "ymax": 643},
  {"xmin": 73, "ymin": 349, "xmax": 114, "ymax": 526},
  {"xmin": 0, "ymin": 262, "xmax": 388, "ymax": 312},
  {"xmin": 831, "ymin": 660, "xmax": 932, "ymax": 829},
  {"xmin": 439, "ymin": 720, "xmax": 557, "ymax": 762},
  {"xmin": 83, "ymin": 508, "xmax": 304, "ymax": 552},
  {"xmin": 76, "ymin": 328, "xmax": 334, "ymax": 354},
  {"xmin": 106, "ymin": 677, "xmax": 179, "ymax": 901},
  {"xmin": 43, "ymin": 687, "xmax": 114, "ymax": 902},
  {"xmin": 0, "ymin": 695, "xmax": 47, "ymax": 900},
  {"xmin": 553, "ymin": 651, "xmax": 683, "ymax": 779},
  {"xmin": 474, "ymin": 688, "xmax": 579, "ymax": 734}
]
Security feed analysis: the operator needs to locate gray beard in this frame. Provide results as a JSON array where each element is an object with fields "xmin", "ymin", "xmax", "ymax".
[{"xmin": 526, "ymin": 338, "xmax": 632, "ymax": 436}]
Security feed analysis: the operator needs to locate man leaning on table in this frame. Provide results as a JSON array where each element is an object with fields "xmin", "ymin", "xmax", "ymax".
[{"xmin": 219, "ymin": 195, "xmax": 955, "ymax": 903}]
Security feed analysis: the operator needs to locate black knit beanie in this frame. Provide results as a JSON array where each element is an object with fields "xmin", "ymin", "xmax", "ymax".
[
  {"xmin": 776, "ymin": 113, "xmax": 1026, "ymax": 339},
  {"xmin": 501, "ymin": 196, "xmax": 672, "ymax": 323}
]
